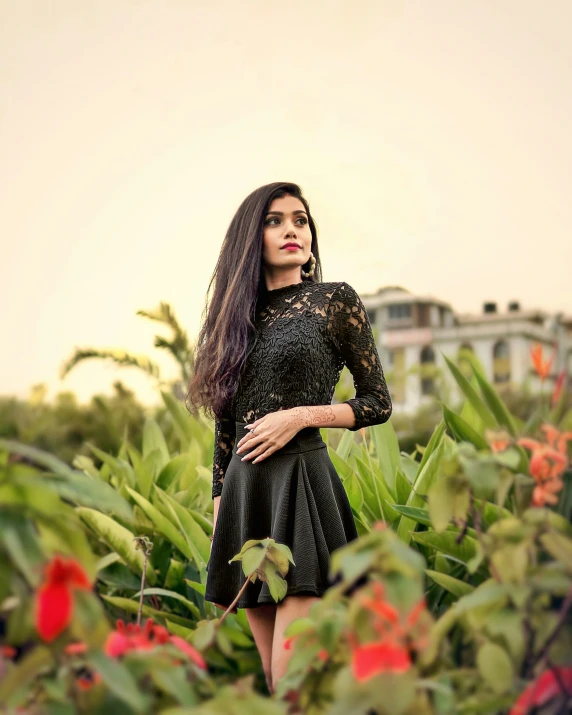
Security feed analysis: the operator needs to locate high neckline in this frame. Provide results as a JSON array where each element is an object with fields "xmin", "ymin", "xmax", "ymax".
[{"xmin": 264, "ymin": 280, "xmax": 308, "ymax": 296}]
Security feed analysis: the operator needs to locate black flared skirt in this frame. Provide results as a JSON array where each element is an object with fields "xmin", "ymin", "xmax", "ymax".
[{"xmin": 204, "ymin": 422, "xmax": 359, "ymax": 611}]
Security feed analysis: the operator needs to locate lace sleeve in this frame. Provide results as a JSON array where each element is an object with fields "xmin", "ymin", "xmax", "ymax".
[
  {"xmin": 212, "ymin": 414, "xmax": 236, "ymax": 499},
  {"xmin": 327, "ymin": 282, "xmax": 392, "ymax": 431}
]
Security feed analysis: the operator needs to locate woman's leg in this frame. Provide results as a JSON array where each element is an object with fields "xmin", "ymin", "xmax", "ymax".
[
  {"xmin": 244, "ymin": 604, "xmax": 277, "ymax": 693},
  {"xmin": 271, "ymin": 595, "xmax": 321, "ymax": 691}
]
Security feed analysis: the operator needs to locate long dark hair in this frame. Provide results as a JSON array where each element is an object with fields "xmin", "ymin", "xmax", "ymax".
[{"xmin": 185, "ymin": 182, "xmax": 323, "ymax": 420}]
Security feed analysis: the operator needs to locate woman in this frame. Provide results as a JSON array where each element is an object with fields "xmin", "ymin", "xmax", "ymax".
[{"xmin": 186, "ymin": 181, "xmax": 392, "ymax": 694}]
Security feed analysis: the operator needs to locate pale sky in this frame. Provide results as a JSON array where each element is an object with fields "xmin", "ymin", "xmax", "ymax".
[{"xmin": 2, "ymin": 0, "xmax": 571, "ymax": 405}]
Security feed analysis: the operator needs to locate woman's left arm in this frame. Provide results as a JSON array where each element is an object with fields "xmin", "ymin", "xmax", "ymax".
[
  {"xmin": 270, "ymin": 281, "xmax": 394, "ymax": 432},
  {"xmin": 324, "ymin": 281, "xmax": 392, "ymax": 430}
]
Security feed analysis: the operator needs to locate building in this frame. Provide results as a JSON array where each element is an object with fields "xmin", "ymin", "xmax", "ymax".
[{"xmin": 362, "ymin": 286, "xmax": 572, "ymax": 414}]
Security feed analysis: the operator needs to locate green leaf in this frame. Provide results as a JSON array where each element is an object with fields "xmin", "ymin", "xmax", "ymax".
[
  {"xmin": 395, "ymin": 469, "xmax": 411, "ymax": 505},
  {"xmin": 474, "ymin": 498, "xmax": 513, "ymax": 528},
  {"xmin": 419, "ymin": 581, "xmax": 509, "ymax": 666},
  {"xmin": 0, "ymin": 440, "xmax": 132, "ymax": 517},
  {"xmin": 142, "ymin": 418, "xmax": 170, "ymax": 469},
  {"xmin": 161, "ymin": 390, "xmax": 194, "ymax": 448},
  {"xmin": 540, "ymin": 531, "xmax": 572, "ymax": 571},
  {"xmin": 336, "ymin": 429, "xmax": 355, "ymax": 461},
  {"xmin": 472, "ymin": 369, "xmax": 518, "ymax": 437},
  {"xmin": 101, "ymin": 595, "xmax": 195, "ymax": 628},
  {"xmin": 390, "ymin": 505, "xmax": 433, "ymax": 527},
  {"xmin": 344, "ymin": 471, "xmax": 364, "ymax": 513},
  {"xmin": 354, "ymin": 455, "xmax": 401, "ymax": 521},
  {"xmin": 443, "ymin": 406, "xmax": 488, "ymax": 449},
  {"xmin": 476, "ymin": 642, "xmax": 514, "ymax": 694},
  {"xmin": 157, "ymin": 453, "xmax": 196, "ymax": 492},
  {"xmin": 155, "ymin": 489, "xmax": 210, "ymax": 565},
  {"xmin": 371, "ymin": 420, "xmax": 400, "ymax": 494},
  {"xmin": 96, "ymin": 553, "xmax": 121, "ymax": 572},
  {"xmin": 241, "ymin": 546, "xmax": 266, "ymax": 576},
  {"xmin": 411, "ymin": 530, "xmax": 478, "ymax": 565},
  {"xmin": 132, "ymin": 587, "xmax": 200, "ymax": 619},
  {"xmin": 184, "ymin": 579, "xmax": 206, "ymax": 596},
  {"xmin": 0, "ymin": 516, "xmax": 45, "ymax": 586},
  {"xmin": 152, "ymin": 665, "xmax": 199, "ymax": 706},
  {"xmin": 425, "ymin": 569, "xmax": 475, "ymax": 597},
  {"xmin": 87, "ymin": 652, "xmax": 148, "ymax": 711},
  {"xmin": 264, "ymin": 564, "xmax": 288, "ymax": 602},
  {"xmin": 77, "ymin": 507, "xmax": 156, "ymax": 585},
  {"xmin": 417, "ymin": 419, "xmax": 446, "ymax": 475},
  {"xmin": 87, "ymin": 444, "xmax": 136, "ymax": 489},
  {"xmin": 397, "ymin": 442, "xmax": 445, "ymax": 544},
  {"xmin": 442, "ymin": 356, "xmax": 497, "ymax": 429},
  {"xmin": 126, "ymin": 487, "xmax": 193, "ymax": 561},
  {"xmin": 0, "ymin": 646, "xmax": 53, "ymax": 704},
  {"xmin": 428, "ymin": 477, "xmax": 470, "ymax": 533}
]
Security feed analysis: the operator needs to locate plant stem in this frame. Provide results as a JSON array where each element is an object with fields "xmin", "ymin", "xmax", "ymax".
[
  {"xmin": 137, "ymin": 548, "xmax": 149, "ymax": 626},
  {"xmin": 218, "ymin": 577, "xmax": 251, "ymax": 626},
  {"xmin": 531, "ymin": 585, "xmax": 572, "ymax": 672}
]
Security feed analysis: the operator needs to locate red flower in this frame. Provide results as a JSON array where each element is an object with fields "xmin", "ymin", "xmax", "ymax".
[
  {"xmin": 1, "ymin": 645, "xmax": 17, "ymax": 659},
  {"xmin": 349, "ymin": 581, "xmax": 431, "ymax": 681},
  {"xmin": 509, "ymin": 666, "xmax": 572, "ymax": 715},
  {"xmin": 76, "ymin": 671, "xmax": 102, "ymax": 691},
  {"xmin": 169, "ymin": 636, "xmax": 208, "ymax": 669},
  {"xmin": 530, "ymin": 343, "xmax": 554, "ymax": 381},
  {"xmin": 104, "ymin": 619, "xmax": 206, "ymax": 669},
  {"xmin": 352, "ymin": 642, "xmax": 411, "ymax": 680},
  {"xmin": 283, "ymin": 635, "xmax": 297, "ymax": 650},
  {"xmin": 35, "ymin": 555, "xmax": 92, "ymax": 643}
]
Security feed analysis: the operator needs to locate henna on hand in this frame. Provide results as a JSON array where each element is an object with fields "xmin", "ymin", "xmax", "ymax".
[{"xmin": 290, "ymin": 405, "xmax": 336, "ymax": 427}]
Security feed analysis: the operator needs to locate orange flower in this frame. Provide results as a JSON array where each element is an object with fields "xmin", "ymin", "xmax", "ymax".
[
  {"xmin": 530, "ymin": 343, "xmax": 554, "ymax": 381},
  {"xmin": 539, "ymin": 424, "xmax": 572, "ymax": 456},
  {"xmin": 551, "ymin": 369, "xmax": 566, "ymax": 408},
  {"xmin": 485, "ymin": 429, "xmax": 513, "ymax": 453},
  {"xmin": 35, "ymin": 555, "xmax": 92, "ymax": 643},
  {"xmin": 518, "ymin": 425, "xmax": 571, "ymax": 508}
]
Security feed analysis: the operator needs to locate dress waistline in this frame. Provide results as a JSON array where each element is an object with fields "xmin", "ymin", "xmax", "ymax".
[{"xmin": 233, "ymin": 421, "xmax": 326, "ymax": 455}]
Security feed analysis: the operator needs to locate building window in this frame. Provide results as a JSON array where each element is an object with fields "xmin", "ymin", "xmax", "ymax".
[
  {"xmin": 366, "ymin": 307, "xmax": 377, "ymax": 324},
  {"xmin": 493, "ymin": 340, "xmax": 511, "ymax": 384},
  {"xmin": 420, "ymin": 345, "xmax": 436, "ymax": 396},
  {"xmin": 388, "ymin": 303, "xmax": 412, "ymax": 320}
]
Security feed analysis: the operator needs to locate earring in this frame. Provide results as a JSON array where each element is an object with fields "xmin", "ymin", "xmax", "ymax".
[{"xmin": 301, "ymin": 252, "xmax": 316, "ymax": 278}]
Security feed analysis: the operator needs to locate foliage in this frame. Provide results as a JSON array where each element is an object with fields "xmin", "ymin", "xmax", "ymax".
[
  {"xmin": 1, "ymin": 340, "xmax": 571, "ymax": 713},
  {"xmin": 0, "ymin": 382, "xmax": 147, "ymax": 464}
]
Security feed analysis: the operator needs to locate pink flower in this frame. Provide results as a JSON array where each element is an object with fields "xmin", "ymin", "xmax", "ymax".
[{"xmin": 104, "ymin": 619, "xmax": 206, "ymax": 669}]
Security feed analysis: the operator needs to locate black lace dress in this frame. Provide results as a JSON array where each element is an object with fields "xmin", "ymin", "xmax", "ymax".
[{"xmin": 204, "ymin": 280, "xmax": 392, "ymax": 610}]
